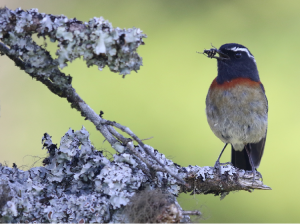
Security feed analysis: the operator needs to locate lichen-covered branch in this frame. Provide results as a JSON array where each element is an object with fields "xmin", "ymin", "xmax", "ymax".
[
  {"xmin": 0, "ymin": 128, "xmax": 271, "ymax": 223},
  {"xmin": 0, "ymin": 7, "xmax": 146, "ymax": 75},
  {"xmin": 0, "ymin": 7, "xmax": 271, "ymax": 223}
]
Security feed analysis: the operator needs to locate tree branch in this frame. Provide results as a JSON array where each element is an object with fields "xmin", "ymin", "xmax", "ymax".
[{"xmin": 0, "ymin": 129, "xmax": 270, "ymax": 223}]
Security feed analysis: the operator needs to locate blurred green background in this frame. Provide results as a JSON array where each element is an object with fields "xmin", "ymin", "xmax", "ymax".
[{"xmin": 0, "ymin": 0, "xmax": 299, "ymax": 222}]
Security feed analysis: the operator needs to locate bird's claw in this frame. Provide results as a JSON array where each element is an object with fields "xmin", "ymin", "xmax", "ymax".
[
  {"xmin": 251, "ymin": 170, "xmax": 262, "ymax": 185},
  {"xmin": 214, "ymin": 161, "xmax": 222, "ymax": 177},
  {"xmin": 256, "ymin": 170, "xmax": 262, "ymax": 179},
  {"xmin": 214, "ymin": 161, "xmax": 233, "ymax": 176}
]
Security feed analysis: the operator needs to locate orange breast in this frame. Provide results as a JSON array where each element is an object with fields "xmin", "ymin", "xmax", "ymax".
[{"xmin": 210, "ymin": 77, "xmax": 262, "ymax": 90}]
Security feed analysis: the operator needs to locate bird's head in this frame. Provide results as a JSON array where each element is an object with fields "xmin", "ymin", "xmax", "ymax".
[{"xmin": 203, "ymin": 43, "xmax": 260, "ymax": 84}]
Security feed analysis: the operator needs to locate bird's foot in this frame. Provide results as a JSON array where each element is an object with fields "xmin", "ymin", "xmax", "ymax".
[
  {"xmin": 214, "ymin": 161, "xmax": 234, "ymax": 178},
  {"xmin": 219, "ymin": 161, "xmax": 233, "ymax": 166},
  {"xmin": 214, "ymin": 161, "xmax": 222, "ymax": 177},
  {"xmin": 252, "ymin": 170, "xmax": 256, "ymax": 183},
  {"xmin": 214, "ymin": 161, "xmax": 232, "ymax": 170},
  {"xmin": 251, "ymin": 169, "xmax": 262, "ymax": 184},
  {"xmin": 256, "ymin": 170, "xmax": 262, "ymax": 179}
]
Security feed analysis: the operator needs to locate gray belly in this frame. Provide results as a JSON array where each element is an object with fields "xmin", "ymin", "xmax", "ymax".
[{"xmin": 206, "ymin": 86, "xmax": 268, "ymax": 151}]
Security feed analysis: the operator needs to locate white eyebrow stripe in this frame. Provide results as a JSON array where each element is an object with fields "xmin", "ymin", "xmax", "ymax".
[{"xmin": 227, "ymin": 47, "xmax": 256, "ymax": 63}]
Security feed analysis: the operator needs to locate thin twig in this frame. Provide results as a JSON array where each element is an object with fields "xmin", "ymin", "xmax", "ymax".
[
  {"xmin": 103, "ymin": 120, "xmax": 186, "ymax": 185},
  {"xmin": 126, "ymin": 141, "xmax": 153, "ymax": 179},
  {"xmin": 126, "ymin": 141, "xmax": 163, "ymax": 172},
  {"xmin": 182, "ymin": 210, "xmax": 202, "ymax": 216},
  {"xmin": 140, "ymin": 136, "xmax": 154, "ymax": 141},
  {"xmin": 106, "ymin": 125, "xmax": 131, "ymax": 145}
]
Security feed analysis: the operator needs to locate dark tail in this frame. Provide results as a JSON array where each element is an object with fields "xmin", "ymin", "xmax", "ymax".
[{"xmin": 231, "ymin": 136, "xmax": 266, "ymax": 170}]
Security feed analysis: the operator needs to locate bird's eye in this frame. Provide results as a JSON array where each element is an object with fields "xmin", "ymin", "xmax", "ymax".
[{"xmin": 234, "ymin": 52, "xmax": 242, "ymax": 59}]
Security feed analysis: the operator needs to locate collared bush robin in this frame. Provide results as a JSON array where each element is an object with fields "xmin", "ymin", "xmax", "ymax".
[{"xmin": 203, "ymin": 43, "xmax": 268, "ymax": 178}]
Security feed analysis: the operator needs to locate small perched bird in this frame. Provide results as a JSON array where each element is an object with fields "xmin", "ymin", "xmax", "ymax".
[{"xmin": 203, "ymin": 43, "xmax": 268, "ymax": 177}]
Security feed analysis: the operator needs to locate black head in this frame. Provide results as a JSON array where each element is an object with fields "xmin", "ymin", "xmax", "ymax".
[{"xmin": 212, "ymin": 43, "xmax": 260, "ymax": 84}]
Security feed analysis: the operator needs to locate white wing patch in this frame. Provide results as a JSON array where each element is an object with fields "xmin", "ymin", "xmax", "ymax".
[{"xmin": 228, "ymin": 47, "xmax": 256, "ymax": 63}]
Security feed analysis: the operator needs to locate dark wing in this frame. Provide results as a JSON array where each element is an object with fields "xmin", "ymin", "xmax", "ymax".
[
  {"xmin": 260, "ymin": 83, "xmax": 268, "ymax": 112},
  {"xmin": 250, "ymin": 83, "xmax": 268, "ymax": 168},
  {"xmin": 249, "ymin": 134, "xmax": 267, "ymax": 168}
]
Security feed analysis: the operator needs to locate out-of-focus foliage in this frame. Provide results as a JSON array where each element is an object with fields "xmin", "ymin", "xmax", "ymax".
[{"xmin": 0, "ymin": 0, "xmax": 299, "ymax": 222}]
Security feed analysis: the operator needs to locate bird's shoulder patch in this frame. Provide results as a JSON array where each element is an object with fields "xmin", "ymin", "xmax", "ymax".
[{"xmin": 210, "ymin": 77, "xmax": 261, "ymax": 90}]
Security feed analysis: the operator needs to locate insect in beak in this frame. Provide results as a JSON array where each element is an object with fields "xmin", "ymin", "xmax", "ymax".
[{"xmin": 197, "ymin": 45, "xmax": 230, "ymax": 60}]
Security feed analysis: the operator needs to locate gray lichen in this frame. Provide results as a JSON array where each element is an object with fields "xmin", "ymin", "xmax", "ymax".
[
  {"xmin": 0, "ymin": 127, "xmax": 270, "ymax": 222},
  {"xmin": 0, "ymin": 7, "xmax": 146, "ymax": 76},
  {"xmin": 0, "ymin": 128, "xmax": 187, "ymax": 223}
]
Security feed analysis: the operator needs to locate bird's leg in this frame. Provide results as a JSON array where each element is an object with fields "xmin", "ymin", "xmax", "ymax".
[
  {"xmin": 214, "ymin": 143, "xmax": 228, "ymax": 175},
  {"xmin": 245, "ymin": 145, "xmax": 256, "ymax": 183}
]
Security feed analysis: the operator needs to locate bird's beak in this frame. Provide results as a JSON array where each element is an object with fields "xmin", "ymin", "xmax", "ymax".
[{"xmin": 215, "ymin": 50, "xmax": 230, "ymax": 60}]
